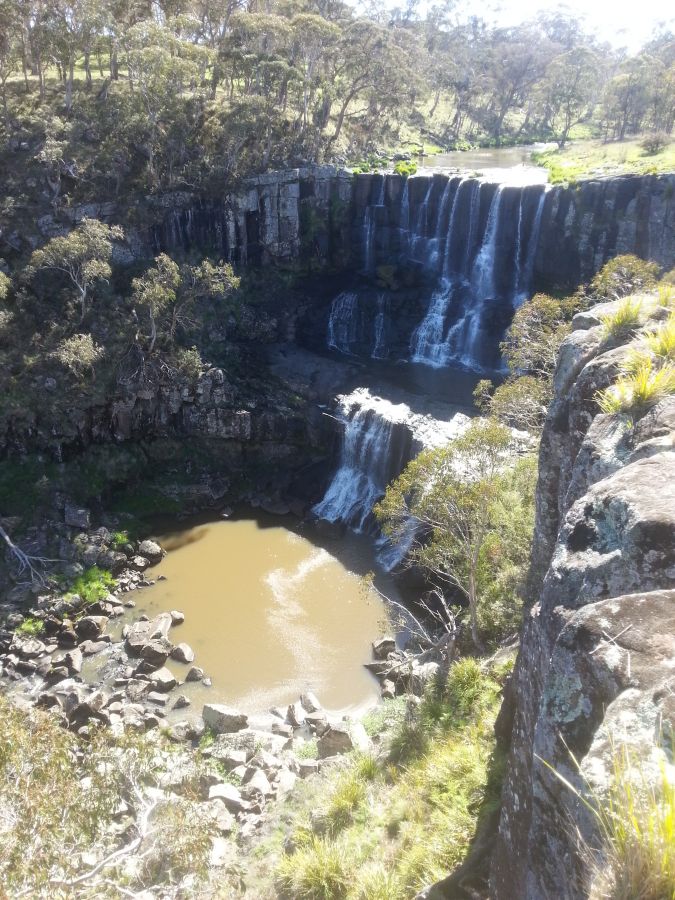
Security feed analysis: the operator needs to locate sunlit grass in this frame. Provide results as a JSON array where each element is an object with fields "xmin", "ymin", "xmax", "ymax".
[
  {"xmin": 545, "ymin": 742, "xmax": 675, "ymax": 900},
  {"xmin": 600, "ymin": 298, "xmax": 643, "ymax": 342},
  {"xmin": 597, "ymin": 358, "xmax": 675, "ymax": 415}
]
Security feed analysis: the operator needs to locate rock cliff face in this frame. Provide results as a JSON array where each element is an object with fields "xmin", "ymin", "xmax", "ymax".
[
  {"xmin": 27, "ymin": 170, "xmax": 675, "ymax": 292},
  {"xmin": 492, "ymin": 298, "xmax": 675, "ymax": 898}
]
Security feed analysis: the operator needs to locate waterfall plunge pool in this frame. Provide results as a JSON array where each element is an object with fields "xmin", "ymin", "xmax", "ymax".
[{"xmin": 114, "ymin": 512, "xmax": 405, "ymax": 717}]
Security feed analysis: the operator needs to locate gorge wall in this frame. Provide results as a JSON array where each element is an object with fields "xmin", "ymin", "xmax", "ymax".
[
  {"xmin": 30, "ymin": 168, "xmax": 675, "ymax": 289},
  {"xmin": 491, "ymin": 299, "xmax": 675, "ymax": 898}
]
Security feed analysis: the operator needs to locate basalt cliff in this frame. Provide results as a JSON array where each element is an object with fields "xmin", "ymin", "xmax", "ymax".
[{"xmin": 491, "ymin": 299, "xmax": 675, "ymax": 898}]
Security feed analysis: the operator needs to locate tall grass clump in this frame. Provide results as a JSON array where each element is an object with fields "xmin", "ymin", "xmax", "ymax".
[
  {"xmin": 276, "ymin": 836, "xmax": 352, "ymax": 899},
  {"xmin": 547, "ymin": 743, "xmax": 675, "ymax": 900},
  {"xmin": 274, "ymin": 660, "xmax": 508, "ymax": 898},
  {"xmin": 600, "ymin": 297, "xmax": 643, "ymax": 341},
  {"xmin": 597, "ymin": 359, "xmax": 675, "ymax": 415},
  {"xmin": 644, "ymin": 311, "xmax": 675, "ymax": 362}
]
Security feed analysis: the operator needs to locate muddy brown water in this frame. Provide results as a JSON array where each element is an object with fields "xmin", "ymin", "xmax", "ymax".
[{"xmin": 130, "ymin": 514, "xmax": 402, "ymax": 716}]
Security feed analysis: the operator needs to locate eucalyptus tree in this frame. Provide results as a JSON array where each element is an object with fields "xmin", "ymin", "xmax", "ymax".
[{"xmin": 28, "ymin": 218, "xmax": 124, "ymax": 322}]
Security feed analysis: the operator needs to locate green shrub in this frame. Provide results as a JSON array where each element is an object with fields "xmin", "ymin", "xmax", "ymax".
[
  {"xmin": 296, "ymin": 738, "xmax": 319, "ymax": 759},
  {"xmin": 111, "ymin": 530, "xmax": 129, "ymax": 548},
  {"xmin": 640, "ymin": 132, "xmax": 670, "ymax": 156},
  {"xmin": 68, "ymin": 565, "xmax": 116, "ymax": 604},
  {"xmin": 393, "ymin": 160, "xmax": 417, "ymax": 177},
  {"xmin": 590, "ymin": 255, "xmax": 660, "ymax": 302},
  {"xmin": 15, "ymin": 617, "xmax": 45, "ymax": 637}
]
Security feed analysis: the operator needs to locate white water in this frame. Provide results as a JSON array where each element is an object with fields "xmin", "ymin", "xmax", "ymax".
[
  {"xmin": 313, "ymin": 388, "xmax": 471, "ymax": 533},
  {"xmin": 514, "ymin": 187, "xmax": 549, "ymax": 306},
  {"xmin": 363, "ymin": 178, "xmax": 386, "ymax": 273}
]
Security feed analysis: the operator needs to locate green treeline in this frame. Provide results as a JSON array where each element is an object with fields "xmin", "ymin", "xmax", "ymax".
[{"xmin": 0, "ymin": 0, "xmax": 673, "ymax": 197}]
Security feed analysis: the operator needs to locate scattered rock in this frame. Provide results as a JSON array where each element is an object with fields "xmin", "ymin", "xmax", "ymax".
[
  {"xmin": 300, "ymin": 691, "xmax": 322, "ymax": 713},
  {"xmin": 185, "ymin": 665, "xmax": 204, "ymax": 682},
  {"xmin": 208, "ymin": 782, "xmax": 247, "ymax": 813},
  {"xmin": 170, "ymin": 609, "xmax": 185, "ymax": 625},
  {"xmin": 202, "ymin": 704, "xmax": 248, "ymax": 734},
  {"xmin": 64, "ymin": 505, "xmax": 90, "ymax": 529},
  {"xmin": 372, "ymin": 636, "xmax": 396, "ymax": 660},
  {"xmin": 149, "ymin": 667, "xmax": 177, "ymax": 692},
  {"xmin": 317, "ymin": 722, "xmax": 370, "ymax": 758},
  {"xmin": 170, "ymin": 642, "xmax": 195, "ymax": 664},
  {"xmin": 138, "ymin": 540, "xmax": 163, "ymax": 564}
]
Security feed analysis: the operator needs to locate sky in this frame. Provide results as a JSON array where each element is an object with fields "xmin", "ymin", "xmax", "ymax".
[
  {"xmin": 482, "ymin": 0, "xmax": 674, "ymax": 52},
  {"xmin": 356, "ymin": 0, "xmax": 674, "ymax": 52}
]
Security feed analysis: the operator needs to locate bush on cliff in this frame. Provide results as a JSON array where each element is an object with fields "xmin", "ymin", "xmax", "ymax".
[{"xmin": 376, "ymin": 419, "xmax": 536, "ymax": 650}]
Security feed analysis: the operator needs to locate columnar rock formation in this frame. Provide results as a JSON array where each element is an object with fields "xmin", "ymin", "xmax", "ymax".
[{"xmin": 491, "ymin": 297, "xmax": 675, "ymax": 899}]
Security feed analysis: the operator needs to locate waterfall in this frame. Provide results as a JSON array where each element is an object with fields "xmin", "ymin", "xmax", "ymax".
[
  {"xmin": 514, "ymin": 186, "xmax": 548, "ymax": 306},
  {"xmin": 313, "ymin": 388, "xmax": 471, "ymax": 546},
  {"xmin": 372, "ymin": 294, "xmax": 388, "ymax": 359},
  {"xmin": 409, "ymin": 280, "xmax": 453, "ymax": 364},
  {"xmin": 399, "ymin": 179, "xmax": 410, "ymax": 255},
  {"xmin": 327, "ymin": 291, "xmax": 360, "ymax": 354},
  {"xmin": 363, "ymin": 177, "xmax": 386, "ymax": 274},
  {"xmin": 441, "ymin": 186, "xmax": 504, "ymax": 369},
  {"xmin": 312, "ymin": 391, "xmax": 411, "ymax": 533},
  {"xmin": 409, "ymin": 181, "xmax": 434, "ymax": 264}
]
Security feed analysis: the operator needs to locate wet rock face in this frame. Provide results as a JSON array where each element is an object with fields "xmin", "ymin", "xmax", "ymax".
[{"xmin": 492, "ymin": 303, "xmax": 675, "ymax": 899}]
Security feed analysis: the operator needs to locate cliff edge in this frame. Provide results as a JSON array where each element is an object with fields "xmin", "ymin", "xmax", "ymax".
[{"xmin": 492, "ymin": 295, "xmax": 675, "ymax": 898}]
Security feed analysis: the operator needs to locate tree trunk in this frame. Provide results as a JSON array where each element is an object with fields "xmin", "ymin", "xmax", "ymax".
[
  {"xmin": 429, "ymin": 88, "xmax": 441, "ymax": 118},
  {"xmin": 148, "ymin": 311, "xmax": 157, "ymax": 351}
]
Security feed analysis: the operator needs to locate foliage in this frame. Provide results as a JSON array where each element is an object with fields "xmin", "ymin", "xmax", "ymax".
[
  {"xmin": 590, "ymin": 255, "xmax": 660, "ymax": 303},
  {"xmin": 52, "ymin": 332, "xmax": 104, "ymax": 377},
  {"xmin": 277, "ymin": 836, "xmax": 352, "ymax": 899},
  {"xmin": 376, "ymin": 419, "xmax": 535, "ymax": 649},
  {"xmin": 111, "ymin": 530, "xmax": 129, "ymax": 548},
  {"xmin": 500, "ymin": 293, "xmax": 570, "ymax": 379},
  {"xmin": 0, "ymin": 696, "xmax": 215, "ymax": 895},
  {"xmin": 547, "ymin": 742, "xmax": 675, "ymax": 900},
  {"xmin": 640, "ymin": 132, "xmax": 670, "ymax": 155},
  {"xmin": 393, "ymin": 160, "xmax": 418, "ymax": 177},
  {"xmin": 274, "ymin": 661, "xmax": 505, "ymax": 899},
  {"xmin": 28, "ymin": 219, "xmax": 124, "ymax": 322},
  {"xmin": 15, "ymin": 616, "xmax": 45, "ymax": 636},
  {"xmin": 596, "ymin": 357, "xmax": 675, "ymax": 416},
  {"xmin": 474, "ymin": 375, "xmax": 551, "ymax": 433},
  {"xmin": 644, "ymin": 310, "xmax": 675, "ymax": 362},
  {"xmin": 68, "ymin": 565, "xmax": 116, "ymax": 604},
  {"xmin": 0, "ymin": 271, "xmax": 10, "ymax": 302}
]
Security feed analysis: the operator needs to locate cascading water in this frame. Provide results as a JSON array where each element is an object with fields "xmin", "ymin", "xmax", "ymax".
[
  {"xmin": 363, "ymin": 178, "xmax": 386, "ymax": 273},
  {"xmin": 312, "ymin": 391, "xmax": 411, "ymax": 533},
  {"xmin": 327, "ymin": 291, "xmax": 360, "ymax": 354},
  {"xmin": 514, "ymin": 187, "xmax": 548, "ymax": 306},
  {"xmin": 406, "ymin": 178, "xmax": 549, "ymax": 370},
  {"xmin": 372, "ymin": 294, "xmax": 388, "ymax": 359}
]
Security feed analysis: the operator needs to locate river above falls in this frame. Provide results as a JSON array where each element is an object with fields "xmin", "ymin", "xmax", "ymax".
[
  {"xmin": 128, "ymin": 514, "xmax": 401, "ymax": 716},
  {"xmin": 422, "ymin": 143, "xmax": 554, "ymax": 184}
]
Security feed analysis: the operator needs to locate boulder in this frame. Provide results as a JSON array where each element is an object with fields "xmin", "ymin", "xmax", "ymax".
[
  {"xmin": 208, "ymin": 782, "xmax": 247, "ymax": 813},
  {"xmin": 202, "ymin": 704, "xmax": 248, "ymax": 734},
  {"xmin": 138, "ymin": 540, "xmax": 163, "ymax": 564},
  {"xmin": 185, "ymin": 665, "xmax": 205, "ymax": 682},
  {"xmin": 75, "ymin": 615, "xmax": 108, "ymax": 640},
  {"xmin": 317, "ymin": 722, "xmax": 370, "ymax": 758},
  {"xmin": 372, "ymin": 637, "xmax": 396, "ymax": 660},
  {"xmin": 300, "ymin": 691, "xmax": 322, "ymax": 713},
  {"xmin": 149, "ymin": 667, "xmax": 177, "ymax": 692},
  {"xmin": 139, "ymin": 637, "xmax": 173, "ymax": 669},
  {"xmin": 241, "ymin": 768, "xmax": 274, "ymax": 798},
  {"xmin": 170, "ymin": 642, "xmax": 195, "ymax": 664},
  {"xmin": 64, "ymin": 505, "xmax": 90, "ymax": 529}
]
